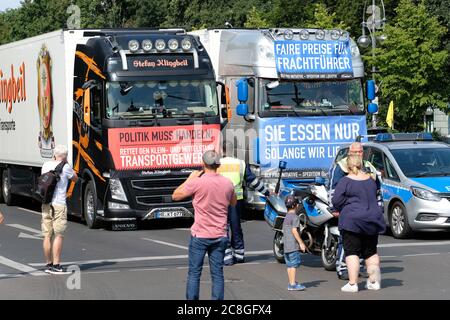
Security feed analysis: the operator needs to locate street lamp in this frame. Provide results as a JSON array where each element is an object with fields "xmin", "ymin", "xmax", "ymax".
[{"xmin": 357, "ymin": 0, "xmax": 387, "ymax": 128}]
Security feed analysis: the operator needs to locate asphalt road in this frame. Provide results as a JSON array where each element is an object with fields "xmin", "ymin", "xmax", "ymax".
[{"xmin": 1, "ymin": 199, "xmax": 450, "ymax": 300}]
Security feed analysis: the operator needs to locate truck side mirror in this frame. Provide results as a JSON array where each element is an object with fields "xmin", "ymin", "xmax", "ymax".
[
  {"xmin": 235, "ymin": 78, "xmax": 249, "ymax": 117},
  {"xmin": 236, "ymin": 104, "xmax": 249, "ymax": 116},
  {"xmin": 366, "ymin": 79, "xmax": 376, "ymax": 101},
  {"xmin": 368, "ymin": 102, "xmax": 378, "ymax": 114},
  {"xmin": 236, "ymin": 78, "xmax": 248, "ymax": 102}
]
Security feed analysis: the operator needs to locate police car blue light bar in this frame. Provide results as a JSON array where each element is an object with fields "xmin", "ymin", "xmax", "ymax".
[{"xmin": 374, "ymin": 132, "xmax": 433, "ymax": 142}]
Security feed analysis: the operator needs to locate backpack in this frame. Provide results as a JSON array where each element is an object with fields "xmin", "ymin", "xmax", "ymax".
[{"xmin": 34, "ymin": 161, "xmax": 67, "ymax": 204}]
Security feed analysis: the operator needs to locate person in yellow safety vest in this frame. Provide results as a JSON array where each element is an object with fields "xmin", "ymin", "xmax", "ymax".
[{"xmin": 218, "ymin": 141, "xmax": 270, "ymax": 266}]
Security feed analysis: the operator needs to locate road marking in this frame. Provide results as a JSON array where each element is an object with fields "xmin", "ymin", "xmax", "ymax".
[
  {"xmin": 18, "ymin": 232, "xmax": 43, "ymax": 240},
  {"xmin": 129, "ymin": 268, "xmax": 169, "ymax": 272},
  {"xmin": 402, "ymin": 253, "xmax": 441, "ymax": 257},
  {"xmin": 6, "ymin": 224, "xmax": 42, "ymax": 235},
  {"xmin": 378, "ymin": 241, "xmax": 450, "ymax": 248},
  {"xmin": 29, "ymin": 255, "xmax": 190, "ymax": 267},
  {"xmin": 83, "ymin": 270, "xmax": 120, "ymax": 274},
  {"xmin": 173, "ymin": 228, "xmax": 191, "ymax": 231},
  {"xmin": 0, "ymin": 274, "xmax": 25, "ymax": 279},
  {"xmin": 247, "ymin": 250, "xmax": 273, "ymax": 255},
  {"xmin": 16, "ymin": 207, "xmax": 41, "ymax": 216},
  {"xmin": 29, "ymin": 250, "xmax": 274, "ymax": 267},
  {"xmin": 0, "ymin": 255, "xmax": 45, "ymax": 276},
  {"xmin": 141, "ymin": 238, "xmax": 189, "ymax": 250}
]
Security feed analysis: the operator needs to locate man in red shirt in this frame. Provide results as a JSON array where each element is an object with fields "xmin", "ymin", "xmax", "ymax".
[{"xmin": 172, "ymin": 150, "xmax": 237, "ymax": 300}]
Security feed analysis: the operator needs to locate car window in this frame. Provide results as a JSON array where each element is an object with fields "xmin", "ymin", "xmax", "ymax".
[
  {"xmin": 384, "ymin": 156, "xmax": 399, "ymax": 180},
  {"xmin": 390, "ymin": 147, "xmax": 450, "ymax": 177},
  {"xmin": 367, "ymin": 147, "xmax": 385, "ymax": 172}
]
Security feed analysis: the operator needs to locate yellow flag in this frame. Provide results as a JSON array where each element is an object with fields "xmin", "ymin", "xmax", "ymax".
[{"xmin": 386, "ymin": 101, "xmax": 394, "ymax": 129}]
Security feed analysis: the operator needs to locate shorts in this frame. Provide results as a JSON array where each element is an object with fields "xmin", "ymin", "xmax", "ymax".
[
  {"xmin": 342, "ymin": 230, "xmax": 378, "ymax": 260},
  {"xmin": 41, "ymin": 204, "xmax": 67, "ymax": 237},
  {"xmin": 284, "ymin": 251, "xmax": 302, "ymax": 268}
]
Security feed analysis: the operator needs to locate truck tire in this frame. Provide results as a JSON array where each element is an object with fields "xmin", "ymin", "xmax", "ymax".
[
  {"xmin": 2, "ymin": 169, "xmax": 15, "ymax": 206},
  {"xmin": 84, "ymin": 181, "xmax": 100, "ymax": 229},
  {"xmin": 389, "ymin": 201, "xmax": 412, "ymax": 239}
]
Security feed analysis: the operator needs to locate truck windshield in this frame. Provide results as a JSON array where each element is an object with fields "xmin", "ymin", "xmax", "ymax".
[
  {"xmin": 106, "ymin": 80, "xmax": 219, "ymax": 119},
  {"xmin": 259, "ymin": 79, "xmax": 364, "ymax": 116}
]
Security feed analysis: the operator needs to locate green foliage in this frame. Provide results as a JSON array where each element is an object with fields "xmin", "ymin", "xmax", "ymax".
[
  {"xmin": 307, "ymin": 2, "xmax": 348, "ymax": 30},
  {"xmin": 244, "ymin": 6, "xmax": 270, "ymax": 28},
  {"xmin": 372, "ymin": 0, "xmax": 449, "ymax": 131}
]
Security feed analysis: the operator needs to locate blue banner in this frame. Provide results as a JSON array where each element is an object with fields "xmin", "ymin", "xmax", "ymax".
[
  {"xmin": 256, "ymin": 116, "xmax": 367, "ymax": 173},
  {"xmin": 274, "ymin": 40, "xmax": 354, "ymax": 79}
]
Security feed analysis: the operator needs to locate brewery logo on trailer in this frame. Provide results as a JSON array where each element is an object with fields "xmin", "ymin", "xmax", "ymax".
[{"xmin": 37, "ymin": 44, "xmax": 55, "ymax": 158}]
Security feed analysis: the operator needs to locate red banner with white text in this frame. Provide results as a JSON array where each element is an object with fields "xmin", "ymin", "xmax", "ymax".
[{"xmin": 108, "ymin": 124, "xmax": 221, "ymax": 170}]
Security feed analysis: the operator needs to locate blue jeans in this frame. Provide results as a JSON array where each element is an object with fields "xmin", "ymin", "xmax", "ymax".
[{"xmin": 186, "ymin": 235, "xmax": 228, "ymax": 300}]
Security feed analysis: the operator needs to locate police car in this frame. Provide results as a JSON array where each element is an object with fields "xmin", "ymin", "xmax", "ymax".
[{"xmin": 334, "ymin": 133, "xmax": 450, "ymax": 239}]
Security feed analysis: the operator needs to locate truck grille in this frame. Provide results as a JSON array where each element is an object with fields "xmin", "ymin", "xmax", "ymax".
[{"xmin": 130, "ymin": 177, "xmax": 191, "ymax": 206}]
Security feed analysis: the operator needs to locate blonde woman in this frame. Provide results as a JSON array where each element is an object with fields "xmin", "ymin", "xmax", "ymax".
[{"xmin": 332, "ymin": 154, "xmax": 386, "ymax": 293}]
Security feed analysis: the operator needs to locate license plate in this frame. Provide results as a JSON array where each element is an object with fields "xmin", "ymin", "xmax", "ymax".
[{"xmin": 157, "ymin": 211, "xmax": 185, "ymax": 218}]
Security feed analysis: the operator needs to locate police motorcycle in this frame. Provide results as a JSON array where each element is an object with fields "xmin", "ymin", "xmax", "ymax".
[{"xmin": 264, "ymin": 161, "xmax": 340, "ymax": 271}]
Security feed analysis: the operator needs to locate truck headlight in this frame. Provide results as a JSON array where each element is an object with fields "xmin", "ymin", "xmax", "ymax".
[
  {"xmin": 110, "ymin": 179, "xmax": 128, "ymax": 202},
  {"xmin": 411, "ymin": 187, "xmax": 441, "ymax": 202},
  {"xmin": 128, "ymin": 40, "xmax": 139, "ymax": 52},
  {"xmin": 108, "ymin": 202, "xmax": 130, "ymax": 210}
]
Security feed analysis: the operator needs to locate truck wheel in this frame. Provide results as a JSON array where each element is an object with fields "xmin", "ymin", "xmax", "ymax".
[
  {"xmin": 273, "ymin": 231, "xmax": 285, "ymax": 264},
  {"xmin": 84, "ymin": 181, "xmax": 100, "ymax": 229},
  {"xmin": 389, "ymin": 201, "xmax": 412, "ymax": 239},
  {"xmin": 2, "ymin": 169, "xmax": 15, "ymax": 206}
]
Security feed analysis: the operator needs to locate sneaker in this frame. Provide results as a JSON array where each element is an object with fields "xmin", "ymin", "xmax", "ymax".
[
  {"xmin": 44, "ymin": 263, "xmax": 53, "ymax": 274},
  {"xmin": 287, "ymin": 283, "xmax": 306, "ymax": 291},
  {"xmin": 48, "ymin": 264, "xmax": 71, "ymax": 275},
  {"xmin": 366, "ymin": 280, "xmax": 381, "ymax": 290},
  {"xmin": 341, "ymin": 282, "xmax": 358, "ymax": 293}
]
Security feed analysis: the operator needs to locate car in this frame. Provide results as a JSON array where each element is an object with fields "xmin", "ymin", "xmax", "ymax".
[{"xmin": 334, "ymin": 133, "xmax": 450, "ymax": 239}]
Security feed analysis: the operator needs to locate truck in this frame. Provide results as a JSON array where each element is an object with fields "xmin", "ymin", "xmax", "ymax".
[
  {"xmin": 0, "ymin": 28, "xmax": 228, "ymax": 229},
  {"xmin": 190, "ymin": 28, "xmax": 376, "ymax": 210}
]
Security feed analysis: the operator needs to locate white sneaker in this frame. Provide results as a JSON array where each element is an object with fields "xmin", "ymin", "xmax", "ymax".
[
  {"xmin": 366, "ymin": 280, "xmax": 381, "ymax": 290},
  {"xmin": 341, "ymin": 282, "xmax": 358, "ymax": 293}
]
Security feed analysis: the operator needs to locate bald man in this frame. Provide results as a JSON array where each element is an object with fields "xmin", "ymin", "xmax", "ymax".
[{"xmin": 328, "ymin": 142, "xmax": 381, "ymax": 280}]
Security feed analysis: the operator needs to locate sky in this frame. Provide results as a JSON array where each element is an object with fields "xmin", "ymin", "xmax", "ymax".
[{"xmin": 0, "ymin": 0, "xmax": 22, "ymax": 12}]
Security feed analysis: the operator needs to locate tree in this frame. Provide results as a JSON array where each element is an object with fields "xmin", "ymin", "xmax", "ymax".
[
  {"xmin": 307, "ymin": 2, "xmax": 348, "ymax": 30},
  {"xmin": 371, "ymin": 0, "xmax": 449, "ymax": 131},
  {"xmin": 244, "ymin": 6, "xmax": 270, "ymax": 28},
  {"xmin": 269, "ymin": 0, "xmax": 316, "ymax": 27}
]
